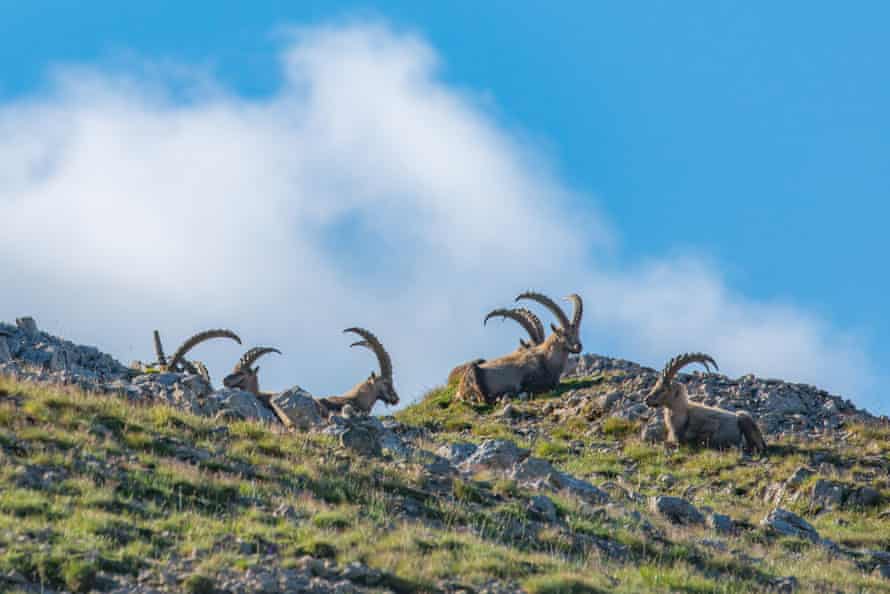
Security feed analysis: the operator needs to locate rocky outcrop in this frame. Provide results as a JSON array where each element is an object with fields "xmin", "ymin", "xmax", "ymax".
[
  {"xmin": 0, "ymin": 317, "xmax": 129, "ymax": 390},
  {"xmin": 649, "ymin": 495, "xmax": 705, "ymax": 525},
  {"xmin": 761, "ymin": 508, "xmax": 820, "ymax": 542},
  {"xmin": 561, "ymin": 353, "xmax": 881, "ymax": 440}
]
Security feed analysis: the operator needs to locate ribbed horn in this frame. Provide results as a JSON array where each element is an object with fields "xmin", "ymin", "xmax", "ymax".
[
  {"xmin": 662, "ymin": 352, "xmax": 719, "ymax": 382},
  {"xmin": 153, "ymin": 330, "xmax": 167, "ymax": 367},
  {"xmin": 344, "ymin": 327, "xmax": 392, "ymax": 378},
  {"xmin": 484, "ymin": 308, "xmax": 544, "ymax": 344},
  {"xmin": 515, "ymin": 308, "xmax": 545, "ymax": 343},
  {"xmin": 515, "ymin": 291, "xmax": 570, "ymax": 330},
  {"xmin": 234, "ymin": 347, "xmax": 282, "ymax": 373},
  {"xmin": 565, "ymin": 294, "xmax": 583, "ymax": 330},
  {"xmin": 168, "ymin": 329, "xmax": 241, "ymax": 371}
]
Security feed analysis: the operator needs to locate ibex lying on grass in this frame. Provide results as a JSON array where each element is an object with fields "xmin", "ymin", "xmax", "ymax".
[
  {"xmin": 222, "ymin": 347, "xmax": 282, "ymax": 402},
  {"xmin": 139, "ymin": 329, "xmax": 242, "ymax": 381},
  {"xmin": 317, "ymin": 328, "xmax": 399, "ymax": 415},
  {"xmin": 452, "ymin": 291, "xmax": 583, "ymax": 404},
  {"xmin": 644, "ymin": 352, "xmax": 766, "ymax": 454}
]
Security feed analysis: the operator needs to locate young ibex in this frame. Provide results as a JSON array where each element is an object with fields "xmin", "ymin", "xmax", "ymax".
[
  {"xmin": 317, "ymin": 327, "xmax": 399, "ymax": 415},
  {"xmin": 453, "ymin": 291, "xmax": 583, "ymax": 404},
  {"xmin": 645, "ymin": 352, "xmax": 767, "ymax": 454},
  {"xmin": 142, "ymin": 329, "xmax": 242, "ymax": 382},
  {"xmin": 222, "ymin": 347, "xmax": 283, "ymax": 402}
]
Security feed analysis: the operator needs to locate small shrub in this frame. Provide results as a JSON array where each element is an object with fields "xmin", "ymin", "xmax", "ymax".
[
  {"xmin": 453, "ymin": 479, "xmax": 487, "ymax": 504},
  {"xmin": 533, "ymin": 439, "xmax": 570, "ymax": 460},
  {"xmin": 62, "ymin": 559, "xmax": 98, "ymax": 593},
  {"xmin": 602, "ymin": 417, "xmax": 636, "ymax": 438},
  {"xmin": 524, "ymin": 574, "xmax": 604, "ymax": 594},
  {"xmin": 312, "ymin": 510, "xmax": 352, "ymax": 530},
  {"xmin": 183, "ymin": 574, "xmax": 215, "ymax": 594},
  {"xmin": 295, "ymin": 540, "xmax": 337, "ymax": 559}
]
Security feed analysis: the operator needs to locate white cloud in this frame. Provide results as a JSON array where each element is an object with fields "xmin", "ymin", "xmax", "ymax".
[{"xmin": 0, "ymin": 22, "xmax": 880, "ymax": 412}]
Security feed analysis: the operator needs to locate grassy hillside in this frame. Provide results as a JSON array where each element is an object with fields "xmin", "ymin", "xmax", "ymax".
[{"xmin": 1, "ymin": 373, "xmax": 889, "ymax": 593}]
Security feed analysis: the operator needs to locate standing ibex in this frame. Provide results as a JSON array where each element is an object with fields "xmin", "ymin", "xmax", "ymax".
[
  {"xmin": 317, "ymin": 328, "xmax": 399, "ymax": 415},
  {"xmin": 645, "ymin": 352, "xmax": 766, "ymax": 454},
  {"xmin": 222, "ymin": 347, "xmax": 283, "ymax": 402},
  {"xmin": 140, "ymin": 329, "xmax": 242, "ymax": 382},
  {"xmin": 453, "ymin": 291, "xmax": 583, "ymax": 404}
]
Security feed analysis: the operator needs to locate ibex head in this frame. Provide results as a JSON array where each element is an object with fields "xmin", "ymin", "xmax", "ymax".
[
  {"xmin": 345, "ymin": 327, "xmax": 399, "ymax": 406},
  {"xmin": 223, "ymin": 347, "xmax": 282, "ymax": 394},
  {"xmin": 646, "ymin": 352, "xmax": 718, "ymax": 408},
  {"xmin": 516, "ymin": 292, "xmax": 583, "ymax": 354}
]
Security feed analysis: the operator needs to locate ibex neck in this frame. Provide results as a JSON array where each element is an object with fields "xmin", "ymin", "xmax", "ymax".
[{"xmin": 341, "ymin": 380, "xmax": 377, "ymax": 413}]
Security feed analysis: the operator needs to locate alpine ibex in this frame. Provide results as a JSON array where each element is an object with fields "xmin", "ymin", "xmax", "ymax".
[
  {"xmin": 317, "ymin": 328, "xmax": 399, "ymax": 415},
  {"xmin": 453, "ymin": 291, "xmax": 583, "ymax": 404},
  {"xmin": 644, "ymin": 352, "xmax": 766, "ymax": 454},
  {"xmin": 140, "ymin": 329, "xmax": 242, "ymax": 382},
  {"xmin": 222, "ymin": 347, "xmax": 282, "ymax": 402}
]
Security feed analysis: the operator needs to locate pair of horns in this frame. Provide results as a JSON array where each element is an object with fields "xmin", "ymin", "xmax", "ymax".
[
  {"xmin": 233, "ymin": 347, "xmax": 282, "ymax": 373},
  {"xmin": 662, "ymin": 352, "xmax": 719, "ymax": 382},
  {"xmin": 345, "ymin": 327, "xmax": 392, "ymax": 379},
  {"xmin": 484, "ymin": 307, "xmax": 545, "ymax": 345},
  {"xmin": 156, "ymin": 329, "xmax": 242, "ymax": 371},
  {"xmin": 515, "ymin": 291, "xmax": 583, "ymax": 332}
]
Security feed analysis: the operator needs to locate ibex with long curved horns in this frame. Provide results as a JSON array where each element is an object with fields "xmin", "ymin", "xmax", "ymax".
[
  {"xmin": 139, "ymin": 329, "xmax": 242, "ymax": 381},
  {"xmin": 317, "ymin": 328, "xmax": 399, "ymax": 415},
  {"xmin": 645, "ymin": 352, "xmax": 766, "ymax": 454},
  {"xmin": 223, "ymin": 347, "xmax": 282, "ymax": 402},
  {"xmin": 452, "ymin": 291, "xmax": 583, "ymax": 404}
]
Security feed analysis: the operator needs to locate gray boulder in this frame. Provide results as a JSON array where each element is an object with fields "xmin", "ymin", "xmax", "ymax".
[
  {"xmin": 527, "ymin": 495, "xmax": 558, "ymax": 523},
  {"xmin": 0, "ymin": 334, "xmax": 10, "ymax": 363},
  {"xmin": 340, "ymin": 425, "xmax": 382, "ymax": 457},
  {"xmin": 204, "ymin": 389, "xmax": 277, "ymax": 422},
  {"xmin": 436, "ymin": 442, "xmax": 478, "ymax": 465},
  {"xmin": 811, "ymin": 479, "xmax": 847, "ymax": 509},
  {"xmin": 649, "ymin": 496, "xmax": 705, "ymax": 525},
  {"xmin": 15, "ymin": 317, "xmax": 39, "ymax": 340},
  {"xmin": 761, "ymin": 508, "xmax": 820, "ymax": 542},
  {"xmin": 552, "ymin": 472, "xmax": 610, "ymax": 504},
  {"xmin": 641, "ymin": 415, "xmax": 666, "ymax": 443},
  {"xmin": 510, "ymin": 456, "xmax": 558, "ymax": 484},
  {"xmin": 848, "ymin": 486, "xmax": 882, "ymax": 508},
  {"xmin": 270, "ymin": 386, "xmax": 324, "ymax": 429},
  {"xmin": 460, "ymin": 439, "xmax": 529, "ymax": 473},
  {"xmin": 708, "ymin": 513, "xmax": 735, "ymax": 534}
]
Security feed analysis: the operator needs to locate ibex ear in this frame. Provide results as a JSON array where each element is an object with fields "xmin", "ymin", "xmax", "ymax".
[{"xmin": 370, "ymin": 371, "xmax": 377, "ymax": 379}]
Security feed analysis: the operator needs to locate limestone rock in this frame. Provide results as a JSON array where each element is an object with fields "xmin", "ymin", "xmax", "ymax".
[
  {"xmin": 526, "ymin": 495, "xmax": 558, "ymax": 523},
  {"xmin": 204, "ymin": 388, "xmax": 277, "ymax": 422},
  {"xmin": 460, "ymin": 439, "xmax": 529, "ymax": 473},
  {"xmin": 649, "ymin": 496, "xmax": 705, "ymax": 525},
  {"xmin": 270, "ymin": 386, "xmax": 324, "ymax": 430},
  {"xmin": 761, "ymin": 508, "xmax": 820, "ymax": 542}
]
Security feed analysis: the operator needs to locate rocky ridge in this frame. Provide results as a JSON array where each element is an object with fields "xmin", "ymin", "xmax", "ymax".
[{"xmin": 2, "ymin": 318, "xmax": 890, "ymax": 593}]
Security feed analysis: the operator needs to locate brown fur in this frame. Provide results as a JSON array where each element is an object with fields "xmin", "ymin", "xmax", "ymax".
[
  {"xmin": 645, "ymin": 356, "xmax": 767, "ymax": 454},
  {"xmin": 318, "ymin": 328, "xmax": 400, "ymax": 415},
  {"xmin": 454, "ymin": 292, "xmax": 583, "ymax": 403},
  {"xmin": 318, "ymin": 373, "xmax": 399, "ymax": 415}
]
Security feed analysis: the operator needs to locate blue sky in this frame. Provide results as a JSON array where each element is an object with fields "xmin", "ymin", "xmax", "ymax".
[{"xmin": 1, "ymin": 3, "xmax": 887, "ymax": 411}]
